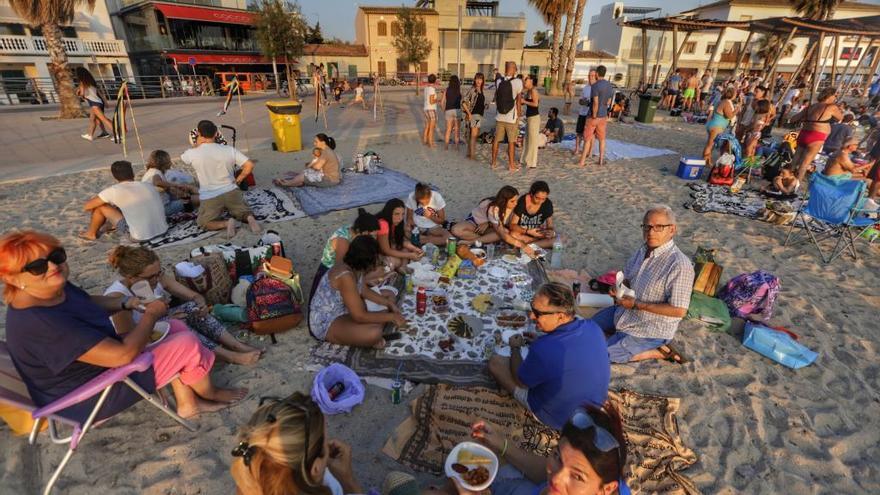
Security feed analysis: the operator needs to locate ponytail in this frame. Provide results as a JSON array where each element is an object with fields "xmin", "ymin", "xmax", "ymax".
[{"xmin": 316, "ymin": 133, "xmax": 336, "ymax": 150}]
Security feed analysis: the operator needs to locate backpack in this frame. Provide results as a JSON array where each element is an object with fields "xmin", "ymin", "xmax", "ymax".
[
  {"xmin": 245, "ymin": 276, "xmax": 302, "ymax": 340},
  {"xmin": 496, "ymin": 78, "xmax": 515, "ymax": 115},
  {"xmin": 717, "ymin": 271, "xmax": 780, "ymax": 322}
]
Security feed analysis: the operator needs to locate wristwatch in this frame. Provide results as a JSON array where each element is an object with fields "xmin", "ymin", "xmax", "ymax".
[{"xmin": 121, "ymin": 295, "xmax": 132, "ymax": 310}]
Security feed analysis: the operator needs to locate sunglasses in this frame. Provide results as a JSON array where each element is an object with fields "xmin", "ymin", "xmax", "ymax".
[
  {"xmin": 247, "ymin": 396, "xmax": 322, "ymax": 470},
  {"xmin": 21, "ymin": 247, "xmax": 67, "ymax": 276},
  {"xmin": 569, "ymin": 408, "xmax": 620, "ymax": 452},
  {"xmin": 529, "ymin": 304, "xmax": 560, "ymax": 317}
]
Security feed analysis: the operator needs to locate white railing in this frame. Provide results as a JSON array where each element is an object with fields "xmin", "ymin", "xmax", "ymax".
[{"xmin": 0, "ymin": 35, "xmax": 127, "ymax": 57}]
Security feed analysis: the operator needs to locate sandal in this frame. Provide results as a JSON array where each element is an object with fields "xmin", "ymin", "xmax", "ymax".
[{"xmin": 657, "ymin": 344, "xmax": 688, "ymax": 364}]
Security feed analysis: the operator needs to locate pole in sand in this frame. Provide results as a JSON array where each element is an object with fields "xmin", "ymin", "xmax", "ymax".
[
  {"xmin": 123, "ymin": 84, "xmax": 146, "ymax": 167},
  {"xmin": 236, "ymin": 84, "xmax": 251, "ymax": 152}
]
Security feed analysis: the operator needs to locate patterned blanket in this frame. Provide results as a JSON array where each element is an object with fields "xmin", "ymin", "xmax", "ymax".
[
  {"xmin": 683, "ymin": 183, "xmax": 801, "ymax": 219},
  {"xmin": 144, "ymin": 187, "xmax": 306, "ymax": 249},
  {"xmin": 290, "ymin": 168, "xmax": 423, "ymax": 216}
]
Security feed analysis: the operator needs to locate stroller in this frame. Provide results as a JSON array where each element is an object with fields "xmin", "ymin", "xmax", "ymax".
[{"xmin": 761, "ymin": 138, "xmax": 795, "ymax": 181}]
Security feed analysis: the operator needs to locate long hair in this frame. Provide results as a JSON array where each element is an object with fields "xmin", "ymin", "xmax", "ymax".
[
  {"xmin": 376, "ymin": 198, "xmax": 406, "ymax": 249},
  {"xmin": 446, "ymin": 75, "xmax": 461, "ymax": 103},
  {"xmin": 315, "ymin": 133, "xmax": 336, "ymax": 150},
  {"xmin": 230, "ymin": 393, "xmax": 330, "ymax": 495},
  {"xmin": 560, "ymin": 403, "xmax": 627, "ymax": 487},
  {"xmin": 485, "ymin": 185, "xmax": 518, "ymax": 225},
  {"xmin": 473, "ymin": 72, "xmax": 485, "ymax": 92},
  {"xmin": 75, "ymin": 67, "xmax": 97, "ymax": 88},
  {"xmin": 147, "ymin": 150, "xmax": 173, "ymax": 172},
  {"xmin": 0, "ymin": 230, "xmax": 61, "ymax": 304}
]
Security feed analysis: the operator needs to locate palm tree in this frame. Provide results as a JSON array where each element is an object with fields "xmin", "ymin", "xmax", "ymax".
[
  {"xmin": 791, "ymin": 0, "xmax": 841, "ymax": 20},
  {"xmin": 558, "ymin": 0, "xmax": 587, "ymax": 93},
  {"xmin": 528, "ymin": 0, "xmax": 573, "ymax": 94},
  {"xmin": 555, "ymin": 0, "xmax": 576, "ymax": 93},
  {"xmin": 10, "ymin": 0, "xmax": 95, "ymax": 118},
  {"xmin": 755, "ymin": 34, "xmax": 796, "ymax": 66}
]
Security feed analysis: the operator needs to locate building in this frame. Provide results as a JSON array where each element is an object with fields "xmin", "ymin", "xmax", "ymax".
[
  {"xmin": 0, "ymin": 0, "xmax": 131, "ymax": 103},
  {"xmin": 355, "ymin": 5, "xmax": 440, "ymax": 78},
  {"xmin": 587, "ymin": 0, "xmax": 880, "ymax": 87}
]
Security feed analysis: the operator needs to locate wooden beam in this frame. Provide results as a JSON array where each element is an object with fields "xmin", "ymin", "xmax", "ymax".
[
  {"xmin": 765, "ymin": 26, "xmax": 798, "ymax": 93},
  {"xmin": 842, "ymin": 38, "xmax": 874, "ymax": 97},
  {"xmin": 830, "ymin": 35, "xmax": 840, "ymax": 87},
  {"xmin": 734, "ymin": 30, "xmax": 754, "ymax": 76},
  {"xmin": 837, "ymin": 35, "xmax": 864, "ymax": 95},
  {"xmin": 810, "ymin": 32, "xmax": 825, "ymax": 103},
  {"xmin": 641, "ymin": 27, "xmax": 648, "ymax": 87},
  {"xmin": 705, "ymin": 27, "xmax": 727, "ymax": 75},
  {"xmin": 775, "ymin": 43, "xmax": 815, "ymax": 105},
  {"xmin": 652, "ymin": 32, "xmax": 665, "ymax": 86},
  {"xmin": 671, "ymin": 24, "xmax": 679, "ymax": 76},
  {"xmin": 672, "ymin": 31, "xmax": 692, "ymax": 77}
]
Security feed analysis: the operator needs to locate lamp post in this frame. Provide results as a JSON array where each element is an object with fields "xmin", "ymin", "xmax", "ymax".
[{"xmin": 457, "ymin": 0, "xmax": 463, "ymax": 78}]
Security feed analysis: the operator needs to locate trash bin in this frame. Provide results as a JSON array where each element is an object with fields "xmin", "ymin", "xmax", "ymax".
[
  {"xmin": 266, "ymin": 100, "xmax": 302, "ymax": 152},
  {"xmin": 636, "ymin": 94, "xmax": 661, "ymax": 123},
  {"xmin": 543, "ymin": 76, "xmax": 552, "ymax": 92}
]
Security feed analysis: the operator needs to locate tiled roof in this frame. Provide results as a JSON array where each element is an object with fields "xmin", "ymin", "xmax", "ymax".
[
  {"xmin": 303, "ymin": 44, "xmax": 368, "ymax": 57},
  {"xmin": 359, "ymin": 6, "xmax": 439, "ymax": 15}
]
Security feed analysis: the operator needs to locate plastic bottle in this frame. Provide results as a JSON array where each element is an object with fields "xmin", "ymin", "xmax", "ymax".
[
  {"xmin": 550, "ymin": 235, "xmax": 563, "ymax": 269},
  {"xmin": 416, "ymin": 287, "xmax": 427, "ymax": 315},
  {"xmin": 411, "ymin": 227, "xmax": 420, "ymax": 247}
]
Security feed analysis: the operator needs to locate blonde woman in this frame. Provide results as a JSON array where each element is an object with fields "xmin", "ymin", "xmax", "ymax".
[{"xmin": 231, "ymin": 392, "xmax": 363, "ymax": 495}]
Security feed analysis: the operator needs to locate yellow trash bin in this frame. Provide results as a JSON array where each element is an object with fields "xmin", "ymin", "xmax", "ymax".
[{"xmin": 266, "ymin": 100, "xmax": 302, "ymax": 152}]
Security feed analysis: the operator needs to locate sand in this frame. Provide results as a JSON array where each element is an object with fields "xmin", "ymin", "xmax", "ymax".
[{"xmin": 1, "ymin": 100, "xmax": 879, "ymax": 494}]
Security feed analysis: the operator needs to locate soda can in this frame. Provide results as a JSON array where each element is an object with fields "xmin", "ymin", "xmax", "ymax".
[
  {"xmin": 391, "ymin": 379, "xmax": 402, "ymax": 404},
  {"xmin": 446, "ymin": 237, "xmax": 457, "ymax": 257}
]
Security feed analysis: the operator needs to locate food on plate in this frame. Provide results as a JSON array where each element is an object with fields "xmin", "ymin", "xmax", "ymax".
[
  {"xmin": 496, "ymin": 313, "xmax": 528, "ymax": 327},
  {"xmin": 471, "ymin": 294, "xmax": 493, "ymax": 314},
  {"xmin": 150, "ymin": 330, "xmax": 164, "ymax": 342},
  {"xmin": 502, "ymin": 254, "xmax": 519, "ymax": 264},
  {"xmin": 439, "ymin": 337, "xmax": 456, "ymax": 351},
  {"xmin": 448, "ymin": 316, "xmax": 475, "ymax": 338},
  {"xmin": 457, "ymin": 449, "xmax": 494, "ymax": 465},
  {"xmin": 462, "ymin": 466, "xmax": 490, "ymax": 485},
  {"xmin": 509, "ymin": 274, "xmax": 530, "ymax": 286},
  {"xmin": 432, "ymin": 295, "xmax": 448, "ymax": 306},
  {"xmin": 451, "ymin": 463, "xmax": 469, "ymax": 474}
]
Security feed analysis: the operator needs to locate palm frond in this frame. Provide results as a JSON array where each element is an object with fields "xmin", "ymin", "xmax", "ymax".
[{"xmin": 8, "ymin": 0, "xmax": 96, "ymax": 26}]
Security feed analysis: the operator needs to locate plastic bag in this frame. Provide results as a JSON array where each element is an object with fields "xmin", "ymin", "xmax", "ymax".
[
  {"xmin": 311, "ymin": 363, "xmax": 365, "ymax": 415},
  {"xmin": 742, "ymin": 322, "xmax": 817, "ymax": 369},
  {"xmin": 686, "ymin": 292, "xmax": 731, "ymax": 333}
]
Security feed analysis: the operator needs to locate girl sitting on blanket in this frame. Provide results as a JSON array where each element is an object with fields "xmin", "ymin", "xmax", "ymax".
[
  {"xmin": 105, "ymin": 245, "xmax": 263, "ymax": 365},
  {"xmin": 467, "ymin": 404, "xmax": 631, "ymax": 495},
  {"xmin": 274, "ymin": 134, "xmax": 342, "ymax": 188},
  {"xmin": 309, "ymin": 236, "xmax": 406, "ymax": 348},
  {"xmin": 309, "ymin": 208, "xmax": 381, "ymax": 301},
  {"xmin": 231, "ymin": 392, "xmax": 363, "ymax": 495},
  {"xmin": 143, "ymin": 150, "xmax": 200, "ymax": 216},
  {"xmin": 376, "ymin": 198, "xmax": 424, "ymax": 272},
  {"xmin": 451, "ymin": 185, "xmax": 536, "ymax": 257}
]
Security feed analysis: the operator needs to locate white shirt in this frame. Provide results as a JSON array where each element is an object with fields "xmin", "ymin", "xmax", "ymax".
[
  {"xmin": 781, "ymin": 88, "xmax": 800, "ymax": 107},
  {"xmin": 98, "ymin": 181, "xmax": 168, "ymax": 241},
  {"xmin": 424, "ymin": 86, "xmax": 436, "ymax": 111},
  {"xmin": 578, "ymin": 84, "xmax": 592, "ymax": 117},
  {"xmin": 83, "ymin": 85, "xmax": 101, "ymax": 104},
  {"xmin": 104, "ymin": 280, "xmax": 167, "ymax": 326},
  {"xmin": 495, "ymin": 76, "xmax": 524, "ymax": 124},
  {"xmin": 180, "ymin": 143, "xmax": 249, "ymax": 200},
  {"xmin": 405, "ymin": 190, "xmax": 447, "ymax": 230},
  {"xmin": 142, "ymin": 168, "xmax": 170, "ymax": 203}
]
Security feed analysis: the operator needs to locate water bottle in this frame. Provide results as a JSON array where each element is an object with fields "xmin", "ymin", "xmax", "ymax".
[
  {"xmin": 550, "ymin": 235, "xmax": 563, "ymax": 269},
  {"xmin": 411, "ymin": 227, "xmax": 420, "ymax": 247}
]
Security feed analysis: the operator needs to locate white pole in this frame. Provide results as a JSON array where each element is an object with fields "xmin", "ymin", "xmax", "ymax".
[
  {"xmin": 457, "ymin": 0, "xmax": 462, "ymax": 78},
  {"xmin": 272, "ymin": 56, "xmax": 279, "ymax": 95}
]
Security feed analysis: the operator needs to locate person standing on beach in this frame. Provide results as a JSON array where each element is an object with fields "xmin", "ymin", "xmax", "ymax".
[
  {"xmin": 590, "ymin": 205, "xmax": 694, "ymax": 364},
  {"xmin": 182, "ymin": 120, "xmax": 260, "ymax": 237},
  {"xmin": 699, "ymin": 71, "xmax": 714, "ymax": 112},
  {"xmin": 490, "ymin": 61, "xmax": 524, "ymax": 171},
  {"xmin": 520, "ymin": 75, "xmax": 541, "ymax": 169},
  {"xmin": 422, "ymin": 74, "xmax": 439, "ymax": 148},
  {"xmin": 462, "ymin": 72, "xmax": 487, "ymax": 160},
  {"xmin": 660, "ymin": 69, "xmax": 681, "ymax": 110},
  {"xmin": 682, "ymin": 72, "xmax": 699, "ymax": 111},
  {"xmin": 573, "ymin": 69, "xmax": 597, "ymax": 156},
  {"xmin": 579, "ymin": 65, "xmax": 613, "ymax": 168},
  {"xmin": 440, "ymin": 75, "xmax": 462, "ymax": 150}
]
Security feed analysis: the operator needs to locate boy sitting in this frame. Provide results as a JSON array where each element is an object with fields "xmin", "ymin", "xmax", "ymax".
[{"xmin": 81, "ymin": 160, "xmax": 168, "ymax": 241}]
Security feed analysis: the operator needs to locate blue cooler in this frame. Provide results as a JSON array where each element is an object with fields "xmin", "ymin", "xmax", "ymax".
[{"xmin": 677, "ymin": 157, "xmax": 706, "ymax": 180}]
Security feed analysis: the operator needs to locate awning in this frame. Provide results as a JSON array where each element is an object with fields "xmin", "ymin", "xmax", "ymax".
[
  {"xmin": 153, "ymin": 3, "xmax": 255, "ymax": 26},
  {"xmin": 165, "ymin": 53, "xmax": 276, "ymax": 65}
]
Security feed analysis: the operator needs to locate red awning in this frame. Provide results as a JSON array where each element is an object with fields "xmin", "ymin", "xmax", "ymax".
[
  {"xmin": 165, "ymin": 53, "xmax": 278, "ymax": 65},
  {"xmin": 154, "ymin": 3, "xmax": 255, "ymax": 25}
]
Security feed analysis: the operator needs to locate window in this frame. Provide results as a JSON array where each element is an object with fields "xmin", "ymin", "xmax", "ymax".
[
  {"xmin": 377, "ymin": 61, "xmax": 387, "ymax": 77},
  {"xmin": 466, "ymin": 32, "xmax": 503, "ymax": 49},
  {"xmin": 683, "ymin": 42, "xmax": 696, "ymax": 54},
  {"xmin": 0, "ymin": 23, "xmax": 25, "ymax": 36},
  {"xmin": 30, "ymin": 26, "xmax": 77, "ymax": 38},
  {"xmin": 397, "ymin": 59, "xmax": 410, "ymax": 72},
  {"xmin": 391, "ymin": 22, "xmax": 400, "ymax": 36},
  {"xmin": 841, "ymin": 47, "xmax": 863, "ymax": 60},
  {"xmin": 377, "ymin": 21, "xmax": 387, "ymax": 36},
  {"xmin": 706, "ymin": 43, "xmax": 716, "ymax": 55}
]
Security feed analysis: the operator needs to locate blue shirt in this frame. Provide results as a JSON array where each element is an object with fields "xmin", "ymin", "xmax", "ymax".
[
  {"xmin": 5, "ymin": 283, "xmax": 156, "ymax": 423},
  {"xmin": 517, "ymin": 318, "xmax": 610, "ymax": 429},
  {"xmin": 591, "ymin": 80, "xmax": 614, "ymax": 118}
]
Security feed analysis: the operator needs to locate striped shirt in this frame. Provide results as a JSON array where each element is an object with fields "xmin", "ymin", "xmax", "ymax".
[{"xmin": 613, "ymin": 240, "xmax": 694, "ymax": 340}]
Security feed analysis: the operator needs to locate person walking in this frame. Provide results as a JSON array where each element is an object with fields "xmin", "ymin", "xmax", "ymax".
[
  {"xmin": 462, "ymin": 72, "xmax": 487, "ymax": 160},
  {"xmin": 579, "ymin": 65, "xmax": 614, "ymax": 167},
  {"xmin": 440, "ymin": 75, "xmax": 462, "ymax": 150},
  {"xmin": 573, "ymin": 69, "xmax": 597, "ymax": 157},
  {"xmin": 520, "ymin": 75, "xmax": 541, "ymax": 169},
  {"xmin": 490, "ymin": 61, "xmax": 523, "ymax": 171},
  {"xmin": 75, "ymin": 67, "xmax": 113, "ymax": 141},
  {"xmin": 422, "ymin": 74, "xmax": 439, "ymax": 148}
]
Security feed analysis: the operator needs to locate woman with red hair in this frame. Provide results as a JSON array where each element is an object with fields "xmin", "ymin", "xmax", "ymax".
[{"xmin": 0, "ymin": 230, "xmax": 247, "ymax": 422}]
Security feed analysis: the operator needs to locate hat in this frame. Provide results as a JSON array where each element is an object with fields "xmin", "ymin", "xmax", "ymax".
[{"xmin": 382, "ymin": 472, "xmax": 419, "ymax": 495}]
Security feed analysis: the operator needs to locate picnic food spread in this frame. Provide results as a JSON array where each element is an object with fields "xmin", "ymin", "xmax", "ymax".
[
  {"xmin": 471, "ymin": 294, "xmax": 493, "ymax": 314},
  {"xmin": 448, "ymin": 316, "xmax": 475, "ymax": 338}
]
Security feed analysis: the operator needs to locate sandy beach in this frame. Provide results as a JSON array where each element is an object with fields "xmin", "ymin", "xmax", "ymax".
[{"xmin": 1, "ymin": 97, "xmax": 879, "ymax": 494}]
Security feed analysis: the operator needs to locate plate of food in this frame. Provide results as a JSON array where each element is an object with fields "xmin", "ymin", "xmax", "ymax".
[
  {"xmin": 496, "ymin": 312, "xmax": 528, "ymax": 328},
  {"xmin": 445, "ymin": 442, "xmax": 499, "ymax": 492},
  {"xmin": 471, "ymin": 294, "xmax": 503, "ymax": 314},
  {"xmin": 470, "ymin": 248, "xmax": 487, "ymax": 260},
  {"xmin": 509, "ymin": 274, "xmax": 531, "ymax": 287},
  {"xmin": 448, "ymin": 315, "xmax": 484, "ymax": 339},
  {"xmin": 431, "ymin": 290, "xmax": 450, "ymax": 312},
  {"xmin": 501, "ymin": 254, "xmax": 520, "ymax": 264},
  {"xmin": 148, "ymin": 321, "xmax": 171, "ymax": 347}
]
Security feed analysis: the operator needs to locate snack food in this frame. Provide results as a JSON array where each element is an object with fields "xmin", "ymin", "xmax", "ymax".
[
  {"xmin": 451, "ymin": 463, "xmax": 469, "ymax": 474},
  {"xmin": 496, "ymin": 313, "xmax": 528, "ymax": 328},
  {"xmin": 471, "ymin": 294, "xmax": 493, "ymax": 314},
  {"xmin": 432, "ymin": 295, "xmax": 448, "ymax": 306},
  {"xmin": 457, "ymin": 450, "xmax": 493, "ymax": 465},
  {"xmin": 150, "ymin": 330, "xmax": 164, "ymax": 342},
  {"xmin": 502, "ymin": 254, "xmax": 519, "ymax": 264},
  {"xmin": 462, "ymin": 466, "xmax": 490, "ymax": 485},
  {"xmin": 448, "ymin": 316, "xmax": 474, "ymax": 338}
]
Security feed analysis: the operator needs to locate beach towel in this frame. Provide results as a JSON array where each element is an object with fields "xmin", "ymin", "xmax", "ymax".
[
  {"xmin": 684, "ymin": 183, "xmax": 802, "ymax": 220},
  {"xmin": 143, "ymin": 188, "xmax": 306, "ymax": 249},
  {"xmin": 288, "ymin": 168, "xmax": 423, "ymax": 216},
  {"xmin": 550, "ymin": 137, "xmax": 674, "ymax": 161},
  {"xmin": 382, "ymin": 385, "xmax": 700, "ymax": 495}
]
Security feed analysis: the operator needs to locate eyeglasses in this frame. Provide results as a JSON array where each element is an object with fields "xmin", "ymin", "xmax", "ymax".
[
  {"xmin": 529, "ymin": 304, "xmax": 560, "ymax": 317},
  {"xmin": 21, "ymin": 247, "xmax": 67, "ymax": 276},
  {"xmin": 137, "ymin": 267, "xmax": 164, "ymax": 282},
  {"xmin": 569, "ymin": 408, "xmax": 620, "ymax": 452},
  {"xmin": 641, "ymin": 224, "xmax": 673, "ymax": 233}
]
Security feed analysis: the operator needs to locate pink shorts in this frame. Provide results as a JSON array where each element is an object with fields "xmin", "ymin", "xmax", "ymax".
[{"xmin": 151, "ymin": 319, "xmax": 215, "ymax": 387}]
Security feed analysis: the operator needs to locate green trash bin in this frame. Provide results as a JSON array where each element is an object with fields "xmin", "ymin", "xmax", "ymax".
[
  {"xmin": 636, "ymin": 93, "xmax": 661, "ymax": 123},
  {"xmin": 543, "ymin": 76, "xmax": 552, "ymax": 92}
]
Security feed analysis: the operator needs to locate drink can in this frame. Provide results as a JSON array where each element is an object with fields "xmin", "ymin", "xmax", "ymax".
[
  {"xmin": 391, "ymin": 379, "xmax": 402, "ymax": 404},
  {"xmin": 328, "ymin": 382, "xmax": 345, "ymax": 400},
  {"xmin": 404, "ymin": 274, "xmax": 413, "ymax": 294},
  {"xmin": 572, "ymin": 281, "xmax": 581, "ymax": 295},
  {"xmin": 446, "ymin": 237, "xmax": 457, "ymax": 257}
]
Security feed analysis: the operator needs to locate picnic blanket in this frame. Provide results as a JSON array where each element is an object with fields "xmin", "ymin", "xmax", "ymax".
[
  {"xmin": 289, "ymin": 168, "xmax": 422, "ymax": 216},
  {"xmin": 551, "ymin": 137, "xmax": 674, "ymax": 161},
  {"xmin": 383, "ymin": 385, "xmax": 700, "ymax": 495},
  {"xmin": 144, "ymin": 187, "xmax": 306, "ymax": 249},
  {"xmin": 684, "ymin": 183, "xmax": 802, "ymax": 219}
]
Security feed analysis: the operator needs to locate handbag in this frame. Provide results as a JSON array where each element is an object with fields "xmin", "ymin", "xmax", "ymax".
[
  {"xmin": 692, "ymin": 247, "xmax": 723, "ymax": 297},
  {"xmin": 685, "ymin": 292, "xmax": 731, "ymax": 333},
  {"xmin": 742, "ymin": 322, "xmax": 817, "ymax": 369},
  {"xmin": 191, "ymin": 243, "xmax": 274, "ymax": 279},
  {"xmin": 177, "ymin": 253, "xmax": 233, "ymax": 305}
]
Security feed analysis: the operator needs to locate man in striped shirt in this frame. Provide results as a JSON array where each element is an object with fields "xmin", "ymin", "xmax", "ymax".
[{"xmin": 591, "ymin": 205, "xmax": 694, "ymax": 364}]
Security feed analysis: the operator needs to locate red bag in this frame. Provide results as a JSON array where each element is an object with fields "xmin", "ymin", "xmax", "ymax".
[{"xmin": 708, "ymin": 163, "xmax": 734, "ymax": 186}]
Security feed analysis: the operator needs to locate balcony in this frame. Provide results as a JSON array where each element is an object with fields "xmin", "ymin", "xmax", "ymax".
[{"xmin": 0, "ymin": 35, "xmax": 128, "ymax": 57}]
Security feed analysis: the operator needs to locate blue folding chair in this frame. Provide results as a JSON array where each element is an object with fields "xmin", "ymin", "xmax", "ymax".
[{"xmin": 783, "ymin": 173, "xmax": 875, "ymax": 263}]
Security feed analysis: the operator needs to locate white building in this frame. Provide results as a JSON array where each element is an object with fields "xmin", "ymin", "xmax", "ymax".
[
  {"xmin": 587, "ymin": 0, "xmax": 880, "ymax": 88},
  {"xmin": 0, "ymin": 0, "xmax": 131, "ymax": 103}
]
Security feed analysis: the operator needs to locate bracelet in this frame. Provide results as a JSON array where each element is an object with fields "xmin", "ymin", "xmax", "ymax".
[
  {"xmin": 500, "ymin": 438, "xmax": 509, "ymax": 458},
  {"xmin": 121, "ymin": 295, "xmax": 131, "ymax": 311}
]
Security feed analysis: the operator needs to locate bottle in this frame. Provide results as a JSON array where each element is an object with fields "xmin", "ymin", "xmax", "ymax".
[
  {"xmin": 550, "ymin": 235, "xmax": 563, "ymax": 269},
  {"xmin": 328, "ymin": 382, "xmax": 345, "ymax": 400},
  {"xmin": 416, "ymin": 287, "xmax": 427, "ymax": 315},
  {"xmin": 446, "ymin": 236, "xmax": 457, "ymax": 257},
  {"xmin": 411, "ymin": 227, "xmax": 420, "ymax": 247}
]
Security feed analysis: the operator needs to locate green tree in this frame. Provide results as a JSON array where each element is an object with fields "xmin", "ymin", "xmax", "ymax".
[
  {"xmin": 392, "ymin": 7, "xmax": 432, "ymax": 95},
  {"xmin": 253, "ymin": 0, "xmax": 307, "ymax": 98},
  {"xmin": 791, "ymin": 0, "xmax": 842, "ymax": 20},
  {"xmin": 532, "ymin": 30, "xmax": 549, "ymax": 45},
  {"xmin": 528, "ymin": 0, "xmax": 574, "ymax": 95},
  {"xmin": 307, "ymin": 21, "xmax": 324, "ymax": 44},
  {"xmin": 9, "ymin": 0, "xmax": 96, "ymax": 118}
]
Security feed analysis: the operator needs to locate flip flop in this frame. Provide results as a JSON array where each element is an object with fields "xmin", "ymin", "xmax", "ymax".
[{"xmin": 658, "ymin": 344, "xmax": 688, "ymax": 364}]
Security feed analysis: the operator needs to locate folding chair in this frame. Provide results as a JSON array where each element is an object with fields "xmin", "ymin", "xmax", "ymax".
[
  {"xmin": 783, "ymin": 174, "xmax": 874, "ymax": 263},
  {"xmin": 0, "ymin": 341, "xmax": 195, "ymax": 495}
]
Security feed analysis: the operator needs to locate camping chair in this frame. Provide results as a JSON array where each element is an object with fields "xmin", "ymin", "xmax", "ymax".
[
  {"xmin": 783, "ymin": 174, "xmax": 874, "ymax": 263},
  {"xmin": 0, "ymin": 341, "xmax": 194, "ymax": 495}
]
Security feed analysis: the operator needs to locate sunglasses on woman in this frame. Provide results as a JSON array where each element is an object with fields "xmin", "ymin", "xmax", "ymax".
[
  {"xmin": 569, "ymin": 407, "xmax": 620, "ymax": 452},
  {"xmin": 21, "ymin": 247, "xmax": 67, "ymax": 276}
]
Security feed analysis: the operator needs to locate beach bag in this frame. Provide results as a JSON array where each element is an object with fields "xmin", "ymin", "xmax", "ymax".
[
  {"xmin": 191, "ymin": 243, "xmax": 274, "ymax": 279},
  {"xmin": 742, "ymin": 322, "xmax": 817, "ymax": 369},
  {"xmin": 495, "ymin": 78, "xmax": 515, "ymax": 115},
  {"xmin": 708, "ymin": 162, "xmax": 735, "ymax": 186},
  {"xmin": 246, "ymin": 275, "xmax": 302, "ymax": 336},
  {"xmin": 178, "ymin": 253, "xmax": 233, "ymax": 305},
  {"xmin": 717, "ymin": 271, "xmax": 780, "ymax": 322},
  {"xmin": 310, "ymin": 363, "xmax": 365, "ymax": 415},
  {"xmin": 686, "ymin": 292, "xmax": 732, "ymax": 333}
]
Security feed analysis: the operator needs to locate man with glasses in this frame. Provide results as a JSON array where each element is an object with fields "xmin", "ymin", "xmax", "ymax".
[
  {"xmin": 592, "ymin": 205, "xmax": 694, "ymax": 364},
  {"xmin": 488, "ymin": 282, "xmax": 610, "ymax": 429}
]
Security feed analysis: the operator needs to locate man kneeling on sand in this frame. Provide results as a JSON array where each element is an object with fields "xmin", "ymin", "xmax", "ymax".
[
  {"xmin": 488, "ymin": 282, "xmax": 610, "ymax": 429},
  {"xmin": 81, "ymin": 160, "xmax": 167, "ymax": 242},
  {"xmin": 591, "ymin": 205, "xmax": 694, "ymax": 364},
  {"xmin": 182, "ymin": 120, "xmax": 260, "ymax": 237}
]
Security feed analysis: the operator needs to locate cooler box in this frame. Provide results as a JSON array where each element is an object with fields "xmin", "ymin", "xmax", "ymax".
[{"xmin": 677, "ymin": 157, "xmax": 706, "ymax": 180}]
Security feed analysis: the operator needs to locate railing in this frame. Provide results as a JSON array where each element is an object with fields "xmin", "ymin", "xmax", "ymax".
[{"xmin": 0, "ymin": 35, "xmax": 127, "ymax": 57}]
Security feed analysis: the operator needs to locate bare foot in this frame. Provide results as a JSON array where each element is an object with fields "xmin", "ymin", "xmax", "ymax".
[
  {"xmin": 247, "ymin": 216, "xmax": 261, "ymax": 234},
  {"xmin": 177, "ymin": 396, "xmax": 239, "ymax": 419},
  {"xmin": 508, "ymin": 166, "xmax": 521, "ymax": 172},
  {"xmin": 226, "ymin": 218, "xmax": 237, "ymax": 238},
  {"xmin": 78, "ymin": 232, "xmax": 97, "ymax": 241},
  {"xmin": 227, "ymin": 349, "xmax": 262, "ymax": 365},
  {"xmin": 202, "ymin": 386, "xmax": 249, "ymax": 404},
  {"xmin": 490, "ymin": 161, "xmax": 497, "ymax": 169},
  {"xmin": 372, "ymin": 338, "xmax": 387, "ymax": 350}
]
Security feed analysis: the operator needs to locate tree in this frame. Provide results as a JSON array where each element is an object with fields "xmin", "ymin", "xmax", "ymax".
[
  {"xmin": 559, "ymin": 0, "xmax": 587, "ymax": 93},
  {"xmin": 392, "ymin": 7, "xmax": 432, "ymax": 95},
  {"xmin": 532, "ymin": 30, "xmax": 549, "ymax": 45},
  {"xmin": 253, "ymin": 0, "xmax": 307, "ymax": 99},
  {"xmin": 791, "ymin": 0, "xmax": 842, "ymax": 20},
  {"xmin": 9, "ymin": 0, "xmax": 96, "ymax": 118},
  {"xmin": 755, "ymin": 34, "xmax": 796, "ymax": 66},
  {"xmin": 307, "ymin": 21, "xmax": 324, "ymax": 44},
  {"xmin": 528, "ymin": 0, "xmax": 573, "ymax": 95}
]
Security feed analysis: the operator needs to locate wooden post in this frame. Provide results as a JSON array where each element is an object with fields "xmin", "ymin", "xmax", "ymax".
[
  {"xmin": 641, "ymin": 27, "xmax": 648, "ymax": 87},
  {"xmin": 705, "ymin": 27, "xmax": 727, "ymax": 76},
  {"xmin": 672, "ymin": 31, "xmax": 692, "ymax": 77},
  {"xmin": 652, "ymin": 31, "xmax": 665, "ymax": 86},
  {"xmin": 809, "ymin": 32, "xmax": 825, "ymax": 103},
  {"xmin": 734, "ymin": 31, "xmax": 754, "ymax": 76},
  {"xmin": 830, "ymin": 35, "xmax": 840, "ymax": 87},
  {"xmin": 765, "ymin": 26, "xmax": 798, "ymax": 95},
  {"xmin": 775, "ymin": 44, "xmax": 815, "ymax": 104},
  {"xmin": 842, "ymin": 38, "xmax": 874, "ymax": 98},
  {"xmin": 837, "ymin": 35, "xmax": 864, "ymax": 94},
  {"xmin": 671, "ymin": 24, "xmax": 679, "ymax": 77}
]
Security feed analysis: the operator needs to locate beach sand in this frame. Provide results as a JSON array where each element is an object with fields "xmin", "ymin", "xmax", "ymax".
[{"xmin": 1, "ymin": 111, "xmax": 879, "ymax": 494}]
